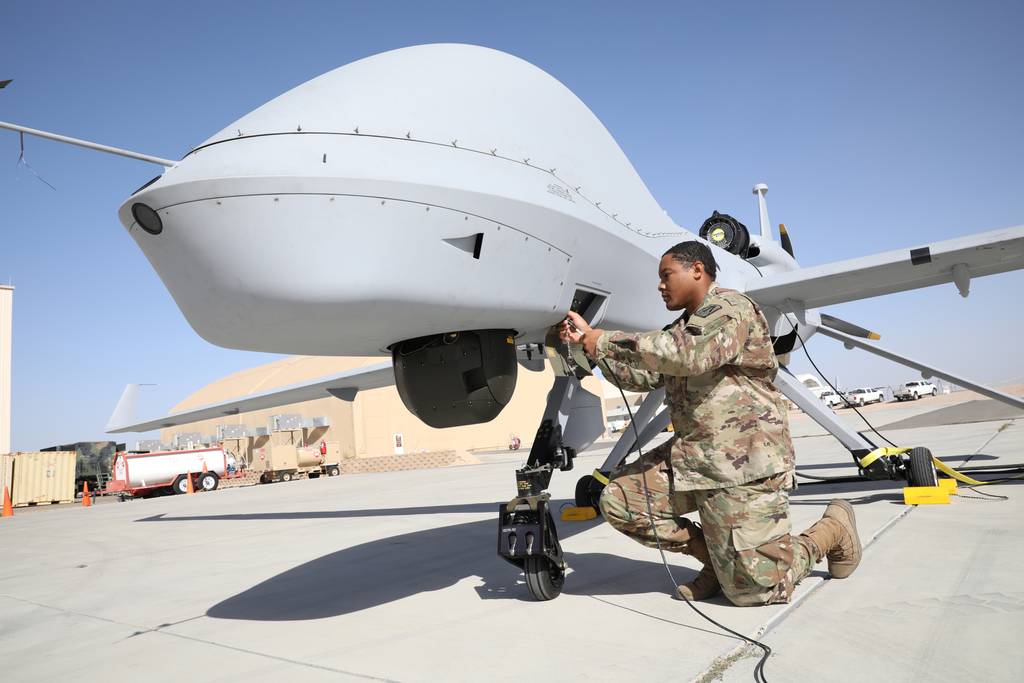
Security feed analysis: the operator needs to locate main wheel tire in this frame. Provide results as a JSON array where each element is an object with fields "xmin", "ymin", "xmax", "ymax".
[
  {"xmin": 327, "ymin": 466, "xmax": 340, "ymax": 476},
  {"xmin": 281, "ymin": 472, "xmax": 293, "ymax": 482},
  {"xmin": 907, "ymin": 447, "xmax": 938, "ymax": 487},
  {"xmin": 524, "ymin": 556, "xmax": 565, "ymax": 601},
  {"xmin": 198, "ymin": 472, "xmax": 219, "ymax": 491},
  {"xmin": 931, "ymin": 388, "xmax": 937, "ymax": 396},
  {"xmin": 574, "ymin": 474, "xmax": 605, "ymax": 512}
]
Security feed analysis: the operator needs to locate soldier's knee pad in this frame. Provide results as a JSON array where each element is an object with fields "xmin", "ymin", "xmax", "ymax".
[
  {"xmin": 598, "ymin": 481, "xmax": 629, "ymax": 525},
  {"xmin": 720, "ymin": 585, "xmax": 773, "ymax": 607}
]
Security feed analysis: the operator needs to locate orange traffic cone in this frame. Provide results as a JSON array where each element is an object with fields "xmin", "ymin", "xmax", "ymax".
[
  {"xmin": 82, "ymin": 481, "xmax": 92, "ymax": 507},
  {"xmin": 2, "ymin": 486, "xmax": 12, "ymax": 517},
  {"xmin": 186, "ymin": 471, "xmax": 194, "ymax": 495}
]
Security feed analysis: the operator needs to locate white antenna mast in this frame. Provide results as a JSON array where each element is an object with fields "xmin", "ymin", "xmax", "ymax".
[{"xmin": 753, "ymin": 183, "xmax": 772, "ymax": 241}]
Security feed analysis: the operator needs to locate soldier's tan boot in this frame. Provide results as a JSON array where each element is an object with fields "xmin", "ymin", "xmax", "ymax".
[
  {"xmin": 674, "ymin": 531, "xmax": 721, "ymax": 601},
  {"xmin": 798, "ymin": 499, "xmax": 862, "ymax": 579}
]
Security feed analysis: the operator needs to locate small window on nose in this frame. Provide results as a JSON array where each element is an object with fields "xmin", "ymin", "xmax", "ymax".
[{"xmin": 131, "ymin": 203, "xmax": 163, "ymax": 235}]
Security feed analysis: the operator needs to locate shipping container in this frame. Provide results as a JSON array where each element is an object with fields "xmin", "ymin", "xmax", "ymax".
[
  {"xmin": 0, "ymin": 451, "xmax": 76, "ymax": 507},
  {"xmin": 42, "ymin": 441, "xmax": 118, "ymax": 493}
]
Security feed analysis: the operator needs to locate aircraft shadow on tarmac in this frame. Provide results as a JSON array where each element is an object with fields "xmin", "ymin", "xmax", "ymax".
[
  {"xmin": 144, "ymin": 473, "xmax": 1024, "ymax": 621},
  {"xmin": 139, "ymin": 503, "xmax": 699, "ymax": 621},
  {"xmin": 136, "ymin": 502, "xmax": 500, "ymax": 522}
]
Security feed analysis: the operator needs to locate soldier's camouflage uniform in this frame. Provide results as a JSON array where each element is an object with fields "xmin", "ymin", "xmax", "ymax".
[{"xmin": 594, "ymin": 284, "xmax": 814, "ymax": 606}]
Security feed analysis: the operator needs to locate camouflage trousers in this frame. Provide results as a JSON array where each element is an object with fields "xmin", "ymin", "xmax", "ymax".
[{"xmin": 599, "ymin": 440, "xmax": 814, "ymax": 606}]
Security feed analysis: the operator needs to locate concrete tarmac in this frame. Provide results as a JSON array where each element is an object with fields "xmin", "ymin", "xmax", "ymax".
[{"xmin": 2, "ymin": 402, "xmax": 1022, "ymax": 682}]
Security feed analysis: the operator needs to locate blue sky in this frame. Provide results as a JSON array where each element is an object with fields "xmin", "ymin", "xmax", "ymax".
[{"xmin": 2, "ymin": 1, "xmax": 1022, "ymax": 450}]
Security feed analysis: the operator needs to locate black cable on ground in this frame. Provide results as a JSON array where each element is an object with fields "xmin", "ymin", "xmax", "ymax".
[
  {"xmin": 751, "ymin": 265, "xmax": 903, "ymax": 449},
  {"xmin": 794, "ymin": 472, "xmax": 865, "ymax": 485},
  {"xmin": 956, "ymin": 487, "xmax": 1010, "ymax": 501},
  {"xmin": 601, "ymin": 360, "xmax": 771, "ymax": 683}
]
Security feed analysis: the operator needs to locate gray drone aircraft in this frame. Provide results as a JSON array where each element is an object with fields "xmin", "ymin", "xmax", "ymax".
[{"xmin": 4, "ymin": 44, "xmax": 1023, "ymax": 600}]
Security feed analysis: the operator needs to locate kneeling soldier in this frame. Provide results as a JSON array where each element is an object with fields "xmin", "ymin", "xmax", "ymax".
[{"xmin": 561, "ymin": 241, "xmax": 860, "ymax": 606}]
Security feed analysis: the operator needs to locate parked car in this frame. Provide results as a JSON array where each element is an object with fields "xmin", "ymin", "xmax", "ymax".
[
  {"xmin": 820, "ymin": 390, "xmax": 844, "ymax": 408},
  {"xmin": 843, "ymin": 387, "xmax": 884, "ymax": 406},
  {"xmin": 895, "ymin": 380, "xmax": 938, "ymax": 401}
]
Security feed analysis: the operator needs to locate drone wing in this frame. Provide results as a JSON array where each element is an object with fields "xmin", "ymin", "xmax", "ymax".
[
  {"xmin": 745, "ymin": 225, "xmax": 1024, "ymax": 310},
  {"xmin": 106, "ymin": 361, "xmax": 394, "ymax": 433}
]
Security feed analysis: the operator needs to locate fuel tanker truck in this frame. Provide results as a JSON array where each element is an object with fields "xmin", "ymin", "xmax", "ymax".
[{"xmin": 107, "ymin": 447, "xmax": 228, "ymax": 497}]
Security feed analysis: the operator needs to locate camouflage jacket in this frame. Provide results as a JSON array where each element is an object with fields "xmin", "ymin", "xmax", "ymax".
[{"xmin": 595, "ymin": 285, "xmax": 793, "ymax": 491}]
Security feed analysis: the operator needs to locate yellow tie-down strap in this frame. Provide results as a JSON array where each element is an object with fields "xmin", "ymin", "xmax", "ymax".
[
  {"xmin": 858, "ymin": 446, "xmax": 1008, "ymax": 487},
  {"xmin": 930, "ymin": 458, "xmax": 991, "ymax": 487},
  {"xmin": 592, "ymin": 469, "xmax": 610, "ymax": 486},
  {"xmin": 857, "ymin": 447, "xmax": 911, "ymax": 469}
]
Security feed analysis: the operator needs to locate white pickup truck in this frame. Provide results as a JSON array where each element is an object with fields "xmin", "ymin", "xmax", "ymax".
[
  {"xmin": 895, "ymin": 380, "xmax": 938, "ymax": 401},
  {"xmin": 843, "ymin": 387, "xmax": 884, "ymax": 406},
  {"xmin": 820, "ymin": 390, "xmax": 844, "ymax": 408}
]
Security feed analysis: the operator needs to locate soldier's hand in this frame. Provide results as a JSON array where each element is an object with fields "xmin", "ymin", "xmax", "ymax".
[
  {"xmin": 560, "ymin": 311, "xmax": 603, "ymax": 357},
  {"xmin": 559, "ymin": 312, "xmax": 589, "ymax": 343}
]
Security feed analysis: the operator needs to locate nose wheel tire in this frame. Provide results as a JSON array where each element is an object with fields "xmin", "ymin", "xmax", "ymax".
[
  {"xmin": 907, "ymin": 447, "xmax": 938, "ymax": 487},
  {"xmin": 524, "ymin": 556, "xmax": 565, "ymax": 601}
]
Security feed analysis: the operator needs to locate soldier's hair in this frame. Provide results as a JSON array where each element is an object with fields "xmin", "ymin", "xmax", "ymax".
[{"xmin": 663, "ymin": 241, "xmax": 718, "ymax": 279}]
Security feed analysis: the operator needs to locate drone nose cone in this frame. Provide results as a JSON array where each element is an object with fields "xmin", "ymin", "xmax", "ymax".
[{"xmin": 120, "ymin": 191, "xmax": 571, "ymax": 355}]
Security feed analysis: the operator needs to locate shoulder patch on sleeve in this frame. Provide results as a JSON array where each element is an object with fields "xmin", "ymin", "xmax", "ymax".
[{"xmin": 692, "ymin": 304, "xmax": 722, "ymax": 318}]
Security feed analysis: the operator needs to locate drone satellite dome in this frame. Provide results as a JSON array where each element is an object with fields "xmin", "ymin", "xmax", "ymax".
[{"xmin": 699, "ymin": 210, "xmax": 750, "ymax": 257}]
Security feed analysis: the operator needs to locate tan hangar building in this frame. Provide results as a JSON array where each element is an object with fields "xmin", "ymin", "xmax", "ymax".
[{"xmin": 160, "ymin": 355, "xmax": 609, "ymax": 459}]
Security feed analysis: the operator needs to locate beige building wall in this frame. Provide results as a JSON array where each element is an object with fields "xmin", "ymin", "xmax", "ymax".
[
  {"xmin": 0, "ymin": 286, "xmax": 12, "ymax": 455},
  {"xmin": 161, "ymin": 355, "xmax": 607, "ymax": 458}
]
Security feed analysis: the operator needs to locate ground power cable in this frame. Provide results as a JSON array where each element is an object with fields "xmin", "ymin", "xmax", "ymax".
[
  {"xmin": 600, "ymin": 359, "xmax": 772, "ymax": 683},
  {"xmin": 750, "ymin": 269, "xmax": 904, "ymax": 454}
]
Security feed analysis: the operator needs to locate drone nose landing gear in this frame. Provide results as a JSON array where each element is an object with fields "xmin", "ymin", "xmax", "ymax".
[
  {"xmin": 497, "ymin": 494, "xmax": 565, "ymax": 600},
  {"xmin": 496, "ymin": 371, "xmax": 604, "ymax": 600},
  {"xmin": 496, "ymin": 415, "xmax": 575, "ymax": 600}
]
